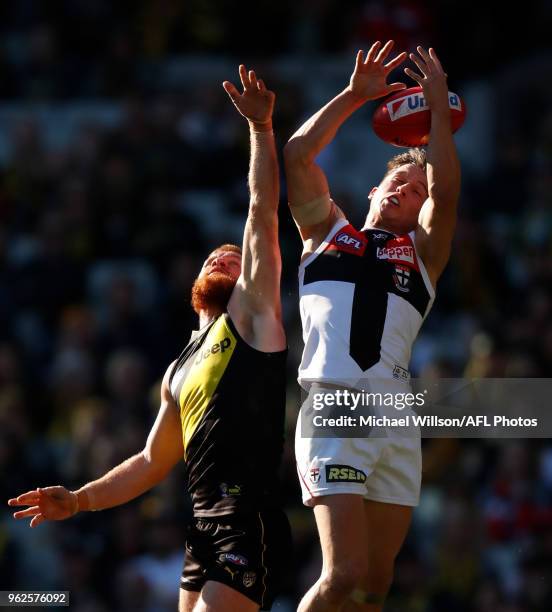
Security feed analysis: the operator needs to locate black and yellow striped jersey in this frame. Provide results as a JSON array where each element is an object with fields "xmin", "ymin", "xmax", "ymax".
[{"xmin": 169, "ymin": 313, "xmax": 287, "ymax": 517}]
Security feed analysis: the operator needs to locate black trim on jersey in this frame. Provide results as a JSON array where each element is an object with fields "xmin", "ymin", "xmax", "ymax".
[
  {"xmin": 303, "ymin": 249, "xmax": 361, "ymax": 285},
  {"xmin": 351, "ymin": 270, "xmax": 389, "ymax": 371},
  {"xmin": 224, "ymin": 314, "xmax": 288, "ymax": 358}
]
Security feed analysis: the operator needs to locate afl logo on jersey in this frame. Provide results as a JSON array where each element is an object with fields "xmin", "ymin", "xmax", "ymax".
[
  {"xmin": 336, "ymin": 233, "xmax": 362, "ymax": 249},
  {"xmin": 327, "ymin": 225, "xmax": 367, "ymax": 256}
]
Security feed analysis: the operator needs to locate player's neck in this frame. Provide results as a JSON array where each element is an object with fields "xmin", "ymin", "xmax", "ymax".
[
  {"xmin": 198, "ymin": 309, "xmax": 222, "ymax": 328},
  {"xmin": 362, "ymin": 219, "xmax": 397, "ymax": 235},
  {"xmin": 363, "ymin": 213, "xmax": 411, "ymax": 235}
]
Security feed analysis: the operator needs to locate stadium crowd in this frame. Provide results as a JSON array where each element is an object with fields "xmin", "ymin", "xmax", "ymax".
[{"xmin": 1, "ymin": 2, "xmax": 552, "ymax": 610}]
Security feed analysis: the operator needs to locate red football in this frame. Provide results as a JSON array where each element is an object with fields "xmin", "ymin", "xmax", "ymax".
[{"xmin": 372, "ymin": 86, "xmax": 466, "ymax": 147}]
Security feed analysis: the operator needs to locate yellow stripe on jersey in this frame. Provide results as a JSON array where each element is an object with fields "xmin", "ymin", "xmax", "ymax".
[{"xmin": 178, "ymin": 316, "xmax": 237, "ymax": 458}]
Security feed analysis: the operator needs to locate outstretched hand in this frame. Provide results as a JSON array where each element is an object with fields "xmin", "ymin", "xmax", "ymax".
[
  {"xmin": 404, "ymin": 46, "xmax": 449, "ymax": 114},
  {"xmin": 223, "ymin": 65, "xmax": 275, "ymax": 128},
  {"xmin": 8, "ymin": 486, "xmax": 78, "ymax": 528},
  {"xmin": 349, "ymin": 40, "xmax": 408, "ymax": 102}
]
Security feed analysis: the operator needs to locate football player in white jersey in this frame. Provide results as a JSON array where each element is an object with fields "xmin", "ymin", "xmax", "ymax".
[{"xmin": 284, "ymin": 41, "xmax": 460, "ymax": 611}]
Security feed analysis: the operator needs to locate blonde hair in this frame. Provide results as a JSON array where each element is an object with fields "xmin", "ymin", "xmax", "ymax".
[
  {"xmin": 211, "ymin": 244, "xmax": 242, "ymax": 257},
  {"xmin": 384, "ymin": 148, "xmax": 427, "ymax": 178}
]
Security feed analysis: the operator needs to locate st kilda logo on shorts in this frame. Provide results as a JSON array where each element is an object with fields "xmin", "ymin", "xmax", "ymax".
[
  {"xmin": 310, "ymin": 467, "xmax": 320, "ymax": 484},
  {"xmin": 325, "ymin": 465, "xmax": 367, "ymax": 483}
]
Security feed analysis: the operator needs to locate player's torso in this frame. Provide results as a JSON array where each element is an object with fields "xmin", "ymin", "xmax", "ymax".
[
  {"xmin": 298, "ymin": 218, "xmax": 435, "ymax": 387},
  {"xmin": 169, "ymin": 313, "xmax": 287, "ymax": 516}
]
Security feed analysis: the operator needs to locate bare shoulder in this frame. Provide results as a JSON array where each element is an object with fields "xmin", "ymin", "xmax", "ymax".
[
  {"xmin": 160, "ymin": 359, "xmax": 178, "ymax": 402},
  {"xmin": 227, "ymin": 297, "xmax": 286, "ymax": 353},
  {"xmin": 299, "ymin": 202, "xmax": 346, "ymax": 262}
]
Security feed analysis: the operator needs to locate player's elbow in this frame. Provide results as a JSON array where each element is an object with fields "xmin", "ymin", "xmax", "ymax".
[
  {"xmin": 140, "ymin": 449, "xmax": 174, "ymax": 484},
  {"xmin": 248, "ymin": 197, "xmax": 278, "ymax": 218},
  {"xmin": 284, "ymin": 137, "xmax": 313, "ymax": 168}
]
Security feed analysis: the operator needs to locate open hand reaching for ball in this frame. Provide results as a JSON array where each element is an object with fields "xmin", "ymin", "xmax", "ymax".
[
  {"xmin": 404, "ymin": 47, "xmax": 450, "ymax": 115},
  {"xmin": 348, "ymin": 40, "xmax": 408, "ymax": 102}
]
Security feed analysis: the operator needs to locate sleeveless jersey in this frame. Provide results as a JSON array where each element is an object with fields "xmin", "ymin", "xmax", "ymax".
[
  {"xmin": 298, "ymin": 218, "xmax": 435, "ymax": 388},
  {"xmin": 169, "ymin": 313, "xmax": 287, "ymax": 517}
]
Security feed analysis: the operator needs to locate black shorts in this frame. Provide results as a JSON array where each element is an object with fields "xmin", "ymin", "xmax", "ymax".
[{"xmin": 181, "ymin": 509, "xmax": 292, "ymax": 610}]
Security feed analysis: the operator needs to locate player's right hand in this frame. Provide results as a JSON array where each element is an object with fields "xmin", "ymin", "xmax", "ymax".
[
  {"xmin": 8, "ymin": 486, "xmax": 78, "ymax": 528},
  {"xmin": 223, "ymin": 64, "xmax": 275, "ymax": 128},
  {"xmin": 348, "ymin": 40, "xmax": 408, "ymax": 102}
]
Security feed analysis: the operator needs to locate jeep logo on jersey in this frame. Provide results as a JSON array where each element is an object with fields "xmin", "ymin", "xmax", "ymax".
[
  {"xmin": 388, "ymin": 91, "xmax": 462, "ymax": 121},
  {"xmin": 195, "ymin": 337, "xmax": 232, "ymax": 364},
  {"xmin": 325, "ymin": 465, "xmax": 367, "ymax": 483},
  {"xmin": 336, "ymin": 232, "xmax": 362, "ymax": 249}
]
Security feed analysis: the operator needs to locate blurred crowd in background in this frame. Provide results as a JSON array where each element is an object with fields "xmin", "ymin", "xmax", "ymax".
[{"xmin": 1, "ymin": 2, "xmax": 552, "ymax": 611}]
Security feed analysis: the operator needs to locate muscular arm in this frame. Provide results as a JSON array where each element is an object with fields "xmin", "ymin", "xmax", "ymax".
[
  {"xmin": 284, "ymin": 42, "xmax": 407, "ymax": 245},
  {"xmin": 283, "ymin": 88, "xmax": 360, "ymax": 241},
  {"xmin": 416, "ymin": 111, "xmax": 461, "ymax": 285},
  {"xmin": 408, "ymin": 47, "xmax": 461, "ymax": 286},
  {"xmin": 9, "ymin": 362, "xmax": 183, "ymax": 525},
  {"xmin": 238, "ymin": 124, "xmax": 281, "ymax": 317},
  {"xmin": 223, "ymin": 66, "xmax": 285, "ymax": 352}
]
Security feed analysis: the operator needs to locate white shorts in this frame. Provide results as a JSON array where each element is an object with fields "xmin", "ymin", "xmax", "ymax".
[{"xmin": 295, "ymin": 399, "xmax": 422, "ymax": 507}]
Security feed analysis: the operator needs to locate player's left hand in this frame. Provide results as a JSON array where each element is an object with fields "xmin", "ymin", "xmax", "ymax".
[
  {"xmin": 405, "ymin": 47, "xmax": 449, "ymax": 115},
  {"xmin": 223, "ymin": 65, "xmax": 275, "ymax": 129}
]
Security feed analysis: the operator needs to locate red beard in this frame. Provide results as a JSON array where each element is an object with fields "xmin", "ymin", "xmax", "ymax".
[{"xmin": 191, "ymin": 272, "xmax": 236, "ymax": 315}]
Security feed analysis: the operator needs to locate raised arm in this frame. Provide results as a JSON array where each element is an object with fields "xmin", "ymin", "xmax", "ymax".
[
  {"xmin": 8, "ymin": 363, "xmax": 183, "ymax": 527},
  {"xmin": 284, "ymin": 40, "xmax": 408, "ymax": 245},
  {"xmin": 407, "ymin": 47, "xmax": 461, "ymax": 286},
  {"xmin": 223, "ymin": 65, "xmax": 285, "ymax": 352}
]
